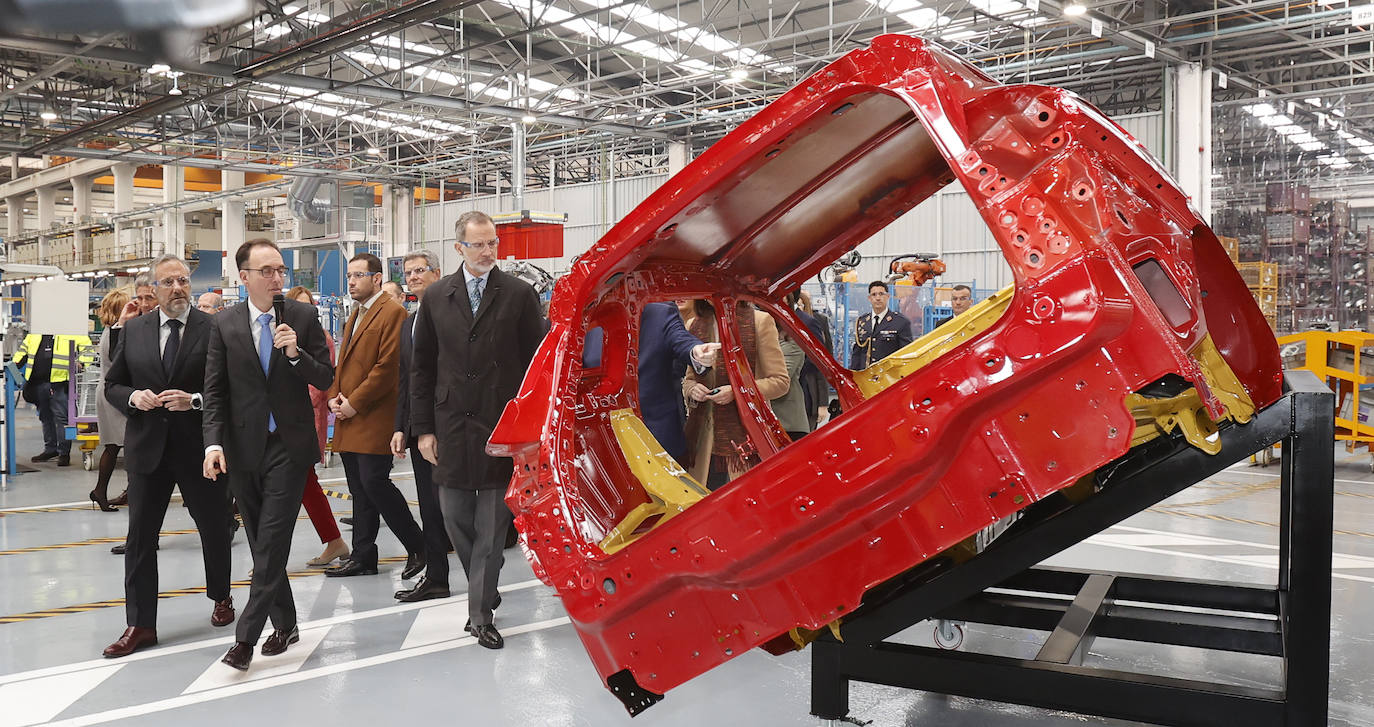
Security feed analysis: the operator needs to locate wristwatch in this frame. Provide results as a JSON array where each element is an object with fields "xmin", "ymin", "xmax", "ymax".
[{"xmin": 191, "ymin": 393, "xmax": 204, "ymax": 411}]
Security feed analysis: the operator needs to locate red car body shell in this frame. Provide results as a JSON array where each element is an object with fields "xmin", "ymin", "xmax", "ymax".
[{"xmin": 490, "ymin": 34, "xmax": 1282, "ymax": 706}]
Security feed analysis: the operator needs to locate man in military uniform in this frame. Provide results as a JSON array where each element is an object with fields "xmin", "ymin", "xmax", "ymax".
[{"xmin": 849, "ymin": 281, "xmax": 913, "ymax": 370}]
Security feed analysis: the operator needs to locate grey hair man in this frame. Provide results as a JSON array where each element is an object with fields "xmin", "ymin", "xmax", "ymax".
[
  {"xmin": 197, "ymin": 291, "xmax": 224, "ymax": 314},
  {"xmin": 392, "ymin": 248, "xmax": 447, "ymax": 604}
]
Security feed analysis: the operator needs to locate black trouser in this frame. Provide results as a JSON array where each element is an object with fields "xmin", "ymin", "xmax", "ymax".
[
  {"xmin": 437, "ymin": 487, "xmax": 511, "ymax": 627},
  {"xmin": 124, "ymin": 456, "xmax": 233, "ymax": 628},
  {"xmin": 228, "ymin": 435, "xmax": 307, "ymax": 644},
  {"xmin": 410, "ymin": 443, "xmax": 451, "ymax": 584},
  {"xmin": 341, "ymin": 451, "xmax": 424, "ymax": 569},
  {"xmin": 31, "ymin": 381, "xmax": 70, "ymax": 455}
]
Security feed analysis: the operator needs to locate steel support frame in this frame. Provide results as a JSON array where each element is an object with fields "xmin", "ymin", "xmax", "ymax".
[{"xmin": 811, "ymin": 369, "xmax": 1334, "ymax": 727}]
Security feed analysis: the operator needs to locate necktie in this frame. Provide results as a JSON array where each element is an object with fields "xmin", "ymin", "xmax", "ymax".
[
  {"xmin": 258, "ymin": 312, "xmax": 276, "ymax": 432},
  {"xmin": 162, "ymin": 319, "xmax": 182, "ymax": 377},
  {"xmin": 468, "ymin": 277, "xmax": 483, "ymax": 313}
]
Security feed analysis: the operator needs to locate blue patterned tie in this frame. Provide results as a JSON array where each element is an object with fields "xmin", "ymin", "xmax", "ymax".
[
  {"xmin": 257, "ymin": 312, "xmax": 276, "ymax": 432},
  {"xmin": 468, "ymin": 277, "xmax": 483, "ymax": 313}
]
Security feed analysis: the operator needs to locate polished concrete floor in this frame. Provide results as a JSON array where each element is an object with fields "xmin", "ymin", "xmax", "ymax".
[{"xmin": 1, "ymin": 405, "xmax": 1373, "ymax": 727}]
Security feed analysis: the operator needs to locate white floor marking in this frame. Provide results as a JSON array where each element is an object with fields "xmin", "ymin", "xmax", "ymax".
[
  {"xmin": 182, "ymin": 626, "xmax": 330, "ymax": 693},
  {"xmin": 1085, "ymin": 526, "xmax": 1374, "ymax": 584},
  {"xmin": 0, "ymin": 665, "xmax": 123, "ymax": 727},
  {"xmin": 42, "ymin": 617, "xmax": 572, "ymax": 727},
  {"xmin": 1090, "ymin": 532, "xmax": 1221, "ymax": 548},
  {"xmin": 400, "ymin": 598, "xmax": 471, "ymax": 650},
  {"xmin": 0, "ymin": 579, "xmax": 544, "ymax": 687},
  {"xmin": 1216, "ymin": 468, "xmax": 1374, "ymax": 488}
]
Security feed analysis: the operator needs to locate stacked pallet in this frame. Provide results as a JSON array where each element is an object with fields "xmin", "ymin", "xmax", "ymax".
[{"xmin": 1237, "ymin": 261, "xmax": 1278, "ymax": 330}]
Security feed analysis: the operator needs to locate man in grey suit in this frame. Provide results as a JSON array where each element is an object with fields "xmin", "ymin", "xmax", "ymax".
[
  {"xmin": 411, "ymin": 211, "xmax": 545, "ymax": 649},
  {"xmin": 203, "ymin": 238, "xmax": 334, "ymax": 671}
]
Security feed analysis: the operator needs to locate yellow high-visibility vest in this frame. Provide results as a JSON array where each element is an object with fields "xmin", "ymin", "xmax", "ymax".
[{"xmin": 13, "ymin": 334, "xmax": 95, "ymax": 383}]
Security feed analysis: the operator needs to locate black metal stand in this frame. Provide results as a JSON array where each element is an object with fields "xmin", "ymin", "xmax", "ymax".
[{"xmin": 811, "ymin": 370, "xmax": 1334, "ymax": 726}]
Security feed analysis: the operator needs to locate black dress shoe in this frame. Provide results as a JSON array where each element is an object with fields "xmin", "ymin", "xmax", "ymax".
[
  {"xmin": 463, "ymin": 593, "xmax": 502, "ymax": 632},
  {"xmin": 324, "ymin": 559, "xmax": 378, "ymax": 577},
  {"xmin": 395, "ymin": 576, "xmax": 450, "ymax": 602},
  {"xmin": 111, "ymin": 542, "xmax": 158, "ymax": 555},
  {"xmin": 504, "ymin": 526, "xmax": 519, "ymax": 549},
  {"xmin": 401, "ymin": 552, "xmax": 426, "ymax": 580},
  {"xmin": 30, "ymin": 451, "xmax": 58, "ymax": 463},
  {"xmin": 261, "ymin": 626, "xmax": 300, "ymax": 656},
  {"xmin": 340, "ymin": 516, "xmax": 353, "ymax": 527},
  {"xmin": 221, "ymin": 642, "xmax": 253, "ymax": 671},
  {"xmin": 471, "ymin": 624, "xmax": 504, "ymax": 649},
  {"xmin": 56, "ymin": 454, "xmax": 71, "ymax": 467}
]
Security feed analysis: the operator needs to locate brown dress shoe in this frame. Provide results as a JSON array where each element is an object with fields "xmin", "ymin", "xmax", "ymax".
[
  {"xmin": 260, "ymin": 626, "xmax": 300, "ymax": 656},
  {"xmin": 210, "ymin": 597, "xmax": 235, "ymax": 627},
  {"xmin": 108, "ymin": 491, "xmax": 128, "ymax": 507},
  {"xmin": 103, "ymin": 627, "xmax": 157, "ymax": 658},
  {"xmin": 221, "ymin": 642, "xmax": 253, "ymax": 671}
]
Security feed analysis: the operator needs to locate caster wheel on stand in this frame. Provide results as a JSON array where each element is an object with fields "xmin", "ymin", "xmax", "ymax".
[
  {"xmin": 82, "ymin": 452, "xmax": 95, "ymax": 471},
  {"xmin": 934, "ymin": 620, "xmax": 964, "ymax": 650}
]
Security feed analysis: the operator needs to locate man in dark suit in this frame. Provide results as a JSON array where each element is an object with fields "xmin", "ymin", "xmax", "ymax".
[
  {"xmin": 203, "ymin": 238, "xmax": 334, "ymax": 671},
  {"xmin": 584, "ymin": 302, "xmax": 718, "ymax": 464},
  {"xmin": 391, "ymin": 249, "xmax": 452, "ymax": 603},
  {"xmin": 849, "ymin": 280, "xmax": 913, "ymax": 370},
  {"xmin": 323, "ymin": 252, "xmax": 425, "ymax": 579},
  {"xmin": 100, "ymin": 254, "xmax": 235, "ymax": 658},
  {"xmin": 412, "ymin": 211, "xmax": 545, "ymax": 650}
]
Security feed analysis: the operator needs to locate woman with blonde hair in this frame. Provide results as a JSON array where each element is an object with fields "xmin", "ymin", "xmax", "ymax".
[
  {"xmin": 285, "ymin": 286, "xmax": 350, "ymax": 567},
  {"xmin": 90, "ymin": 289, "xmax": 135, "ymax": 511}
]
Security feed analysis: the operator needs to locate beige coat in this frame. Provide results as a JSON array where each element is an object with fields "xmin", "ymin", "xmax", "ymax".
[{"xmin": 681, "ymin": 310, "xmax": 789, "ymax": 484}]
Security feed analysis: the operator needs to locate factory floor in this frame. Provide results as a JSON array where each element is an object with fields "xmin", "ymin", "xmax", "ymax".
[{"xmin": 1, "ymin": 405, "xmax": 1372, "ymax": 727}]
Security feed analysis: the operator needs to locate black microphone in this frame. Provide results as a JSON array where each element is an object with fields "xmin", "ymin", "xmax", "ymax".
[{"xmin": 272, "ymin": 293, "xmax": 286, "ymax": 328}]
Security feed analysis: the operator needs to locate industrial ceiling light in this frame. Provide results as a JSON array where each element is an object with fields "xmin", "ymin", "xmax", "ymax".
[
  {"xmin": 148, "ymin": 63, "xmax": 171, "ymax": 74},
  {"xmin": 1063, "ymin": 3, "xmax": 1087, "ymax": 16},
  {"xmin": 39, "ymin": 109, "xmax": 57, "ymax": 121},
  {"xmin": 366, "ymin": 146, "xmax": 382, "ymax": 156},
  {"xmin": 728, "ymin": 67, "xmax": 748, "ymax": 81},
  {"xmin": 521, "ymin": 113, "xmax": 536, "ymax": 124}
]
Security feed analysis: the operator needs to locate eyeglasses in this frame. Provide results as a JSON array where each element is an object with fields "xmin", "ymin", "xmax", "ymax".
[
  {"xmin": 345, "ymin": 271, "xmax": 380, "ymax": 280},
  {"xmin": 155, "ymin": 276, "xmax": 191, "ymax": 288},
  {"xmin": 404, "ymin": 265, "xmax": 435, "ymax": 277},
  {"xmin": 245, "ymin": 266, "xmax": 289, "ymax": 279},
  {"xmin": 459, "ymin": 238, "xmax": 499, "ymax": 251}
]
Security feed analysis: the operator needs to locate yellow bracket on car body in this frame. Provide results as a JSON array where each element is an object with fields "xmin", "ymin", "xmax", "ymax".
[
  {"xmin": 1126, "ymin": 334, "xmax": 1259, "ymax": 455},
  {"xmin": 598, "ymin": 409, "xmax": 710, "ymax": 555}
]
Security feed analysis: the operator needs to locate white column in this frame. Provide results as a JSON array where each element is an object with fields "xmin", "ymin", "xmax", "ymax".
[
  {"xmin": 511, "ymin": 122, "xmax": 527, "ymax": 213},
  {"xmin": 35, "ymin": 186, "xmax": 55, "ymax": 263},
  {"xmin": 380, "ymin": 183, "xmax": 394, "ymax": 255},
  {"xmin": 112, "ymin": 163, "xmax": 135, "ymax": 213},
  {"xmin": 72, "ymin": 175, "xmax": 92, "ymax": 266},
  {"xmin": 161, "ymin": 165, "xmax": 185, "ymax": 257},
  {"xmin": 5, "ymin": 195, "xmax": 22, "ymax": 237},
  {"xmin": 1171, "ymin": 64, "xmax": 1212, "ymax": 220},
  {"xmin": 668, "ymin": 141, "xmax": 690, "ymax": 175},
  {"xmin": 392, "ymin": 186, "xmax": 412, "ymax": 258},
  {"xmin": 220, "ymin": 170, "xmax": 246, "ymax": 280}
]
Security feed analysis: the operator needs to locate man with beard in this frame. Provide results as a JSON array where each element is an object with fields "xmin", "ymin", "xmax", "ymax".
[
  {"xmin": 411, "ymin": 211, "xmax": 544, "ymax": 649},
  {"xmin": 324, "ymin": 252, "xmax": 425, "ymax": 579},
  {"xmin": 100, "ymin": 254, "xmax": 235, "ymax": 657}
]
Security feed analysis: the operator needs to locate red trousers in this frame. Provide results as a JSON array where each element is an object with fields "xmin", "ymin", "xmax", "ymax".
[{"xmin": 301, "ymin": 468, "xmax": 342, "ymax": 544}]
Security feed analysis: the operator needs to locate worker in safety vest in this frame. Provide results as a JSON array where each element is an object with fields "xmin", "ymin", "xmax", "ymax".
[{"xmin": 13, "ymin": 333, "xmax": 94, "ymax": 466}]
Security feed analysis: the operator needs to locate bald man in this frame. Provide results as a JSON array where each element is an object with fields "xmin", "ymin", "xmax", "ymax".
[{"xmin": 197, "ymin": 292, "xmax": 223, "ymax": 315}]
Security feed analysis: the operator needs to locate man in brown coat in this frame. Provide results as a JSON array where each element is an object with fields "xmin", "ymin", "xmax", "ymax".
[{"xmin": 324, "ymin": 252, "xmax": 426, "ymax": 579}]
